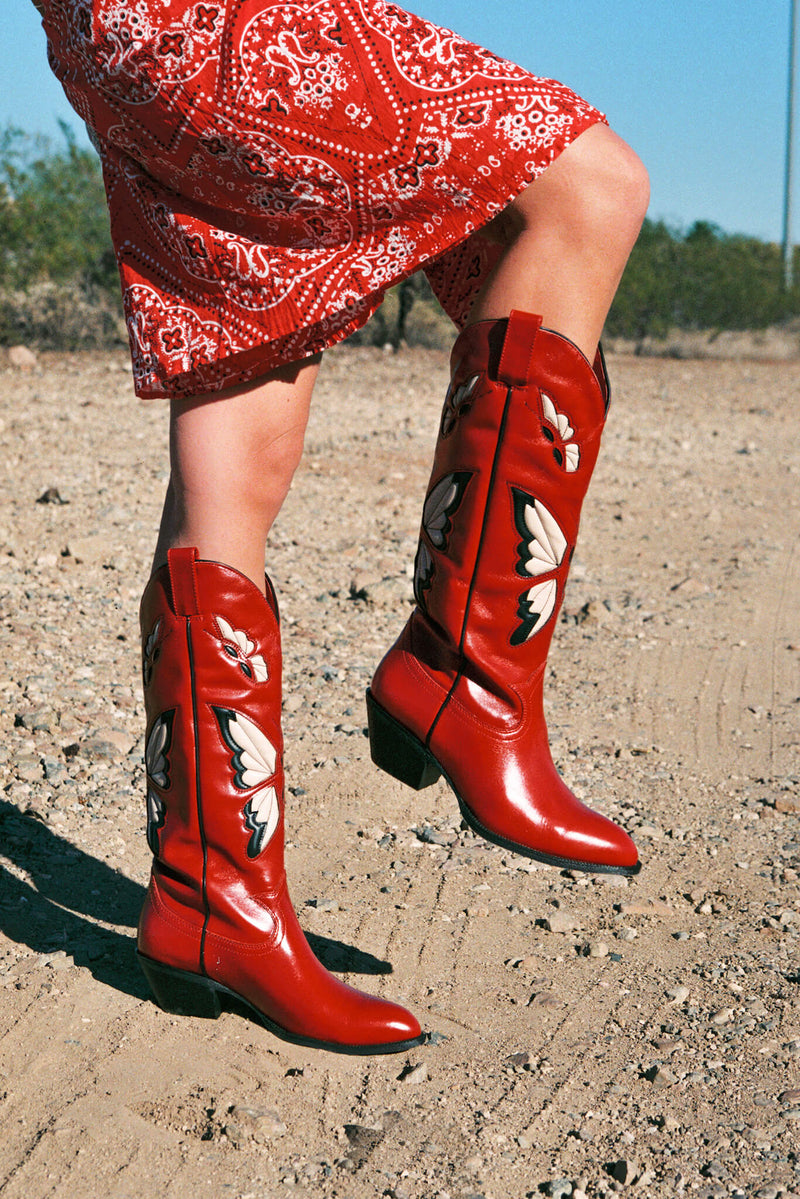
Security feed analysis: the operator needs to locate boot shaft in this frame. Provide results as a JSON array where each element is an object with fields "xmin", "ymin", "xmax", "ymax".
[
  {"xmin": 413, "ymin": 311, "xmax": 609, "ymax": 696},
  {"xmin": 140, "ymin": 550, "xmax": 287, "ymax": 948}
]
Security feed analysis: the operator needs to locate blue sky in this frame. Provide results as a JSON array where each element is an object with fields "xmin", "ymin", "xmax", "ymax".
[{"xmin": 3, "ymin": 0, "xmax": 797, "ymax": 242}]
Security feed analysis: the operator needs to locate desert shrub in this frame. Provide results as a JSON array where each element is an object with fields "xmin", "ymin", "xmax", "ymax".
[
  {"xmin": 0, "ymin": 281, "xmax": 126, "ymax": 349},
  {"xmin": 607, "ymin": 218, "xmax": 800, "ymax": 339},
  {"xmin": 0, "ymin": 124, "xmax": 118, "ymax": 294}
]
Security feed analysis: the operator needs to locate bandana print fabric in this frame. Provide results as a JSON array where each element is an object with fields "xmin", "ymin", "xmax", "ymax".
[{"xmin": 40, "ymin": 0, "xmax": 606, "ymax": 399}]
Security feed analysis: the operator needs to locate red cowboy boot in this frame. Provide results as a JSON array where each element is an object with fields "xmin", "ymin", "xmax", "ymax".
[
  {"xmin": 368, "ymin": 311, "xmax": 639, "ymax": 875},
  {"xmin": 137, "ymin": 547, "xmax": 423, "ymax": 1053}
]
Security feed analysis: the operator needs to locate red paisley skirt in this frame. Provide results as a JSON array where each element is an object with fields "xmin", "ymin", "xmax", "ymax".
[{"xmin": 41, "ymin": 0, "xmax": 605, "ymax": 398}]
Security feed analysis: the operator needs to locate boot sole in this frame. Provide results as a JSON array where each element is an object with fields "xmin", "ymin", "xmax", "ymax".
[
  {"xmin": 366, "ymin": 689, "xmax": 641, "ymax": 877},
  {"xmin": 137, "ymin": 953, "xmax": 425, "ymax": 1055}
]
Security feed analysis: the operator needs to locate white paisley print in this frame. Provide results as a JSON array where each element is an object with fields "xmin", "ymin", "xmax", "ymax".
[{"xmin": 40, "ymin": 0, "xmax": 606, "ymax": 398}]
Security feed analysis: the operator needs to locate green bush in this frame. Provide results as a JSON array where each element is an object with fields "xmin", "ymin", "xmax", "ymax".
[
  {"xmin": 0, "ymin": 124, "xmax": 118, "ymax": 294},
  {"xmin": 607, "ymin": 218, "xmax": 800, "ymax": 339}
]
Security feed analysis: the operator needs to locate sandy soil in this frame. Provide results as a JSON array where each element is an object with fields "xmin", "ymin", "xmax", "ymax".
[{"xmin": 0, "ymin": 345, "xmax": 799, "ymax": 1199}]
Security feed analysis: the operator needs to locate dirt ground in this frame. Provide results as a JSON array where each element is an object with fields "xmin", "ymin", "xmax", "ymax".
[{"xmin": 0, "ymin": 345, "xmax": 798, "ymax": 1199}]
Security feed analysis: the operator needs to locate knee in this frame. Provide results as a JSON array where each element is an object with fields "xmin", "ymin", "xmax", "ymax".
[
  {"xmin": 507, "ymin": 125, "xmax": 650, "ymax": 250},
  {"xmin": 592, "ymin": 131, "xmax": 650, "ymax": 242}
]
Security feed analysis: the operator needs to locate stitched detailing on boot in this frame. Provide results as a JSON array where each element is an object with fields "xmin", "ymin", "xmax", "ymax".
[
  {"xmin": 213, "ymin": 615, "xmax": 268, "ymax": 682},
  {"xmin": 413, "ymin": 471, "xmax": 472, "ymax": 608},
  {"xmin": 145, "ymin": 709, "xmax": 174, "ymax": 855},
  {"xmin": 440, "ymin": 373, "xmax": 480, "ymax": 437},
  {"xmin": 212, "ymin": 707, "xmax": 280, "ymax": 858},
  {"xmin": 540, "ymin": 391, "xmax": 580, "ymax": 472}
]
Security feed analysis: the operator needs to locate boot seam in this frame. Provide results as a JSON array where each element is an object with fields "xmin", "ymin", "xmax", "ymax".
[
  {"xmin": 186, "ymin": 617, "xmax": 212, "ymax": 975},
  {"xmin": 202, "ymin": 923, "xmax": 284, "ymax": 956},
  {"xmin": 203, "ymin": 874, "xmax": 286, "ymax": 954},
  {"xmin": 147, "ymin": 873, "xmax": 206, "ymax": 938},
  {"xmin": 426, "ymin": 383, "xmax": 514, "ymax": 749}
]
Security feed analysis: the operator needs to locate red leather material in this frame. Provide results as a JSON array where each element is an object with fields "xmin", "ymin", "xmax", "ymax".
[
  {"xmin": 496, "ymin": 310, "xmax": 542, "ymax": 386},
  {"xmin": 371, "ymin": 312, "xmax": 638, "ymax": 872},
  {"xmin": 139, "ymin": 552, "xmax": 421, "ymax": 1047}
]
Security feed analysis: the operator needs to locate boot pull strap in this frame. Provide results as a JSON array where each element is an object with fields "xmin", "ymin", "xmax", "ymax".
[
  {"xmin": 167, "ymin": 546, "xmax": 201, "ymax": 617},
  {"xmin": 497, "ymin": 310, "xmax": 542, "ymax": 387}
]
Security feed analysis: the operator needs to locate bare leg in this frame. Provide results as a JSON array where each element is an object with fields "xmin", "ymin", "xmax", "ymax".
[
  {"xmin": 151, "ymin": 354, "xmax": 321, "ymax": 590},
  {"xmin": 468, "ymin": 124, "xmax": 650, "ymax": 359}
]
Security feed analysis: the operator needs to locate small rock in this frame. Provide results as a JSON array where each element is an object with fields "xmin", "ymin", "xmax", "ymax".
[
  {"xmin": 666, "ymin": 986, "xmax": 690, "ymax": 1004},
  {"xmin": 398, "ymin": 1062, "xmax": 427, "ymax": 1084},
  {"xmin": 780, "ymin": 1089, "xmax": 800, "ymax": 1104},
  {"xmin": 226, "ymin": 1105, "xmax": 286, "ymax": 1142},
  {"xmin": 516, "ymin": 956, "xmax": 547, "ymax": 975},
  {"xmin": 782, "ymin": 1108, "xmax": 800, "ymax": 1123},
  {"xmin": 606, "ymin": 1159, "xmax": 638, "ymax": 1184},
  {"xmin": 742, "ymin": 1127, "xmax": 773, "ymax": 1147},
  {"xmin": 647, "ymin": 1065, "xmax": 677, "ymax": 1087},
  {"xmin": 505, "ymin": 1051, "xmax": 532, "ymax": 1069},
  {"xmin": 15, "ymin": 709, "xmax": 55, "ymax": 732},
  {"xmin": 527, "ymin": 991, "xmax": 561, "ymax": 1009},
  {"xmin": 82, "ymin": 728, "xmax": 135, "ymax": 758},
  {"xmin": 543, "ymin": 1181, "xmax": 573, "ymax": 1198},
  {"xmin": 585, "ymin": 940, "xmax": 609, "ymax": 958},
  {"xmin": 36, "ymin": 950, "xmax": 72, "ymax": 970},
  {"xmin": 709, "ymin": 1008, "xmax": 735, "ymax": 1026},
  {"xmin": 8, "ymin": 345, "xmax": 38, "ymax": 370},
  {"xmin": 343, "ymin": 1123, "xmax": 384, "ymax": 1158},
  {"xmin": 543, "ymin": 911, "xmax": 579, "ymax": 934},
  {"xmin": 575, "ymin": 599, "xmax": 611, "ymax": 625},
  {"xmin": 753, "ymin": 1187, "xmax": 781, "ymax": 1199},
  {"xmin": 670, "ymin": 576, "xmax": 708, "ymax": 597},
  {"xmin": 36, "ymin": 487, "xmax": 68, "ymax": 505},
  {"xmin": 775, "ymin": 794, "xmax": 800, "ymax": 814},
  {"xmin": 416, "ymin": 825, "xmax": 456, "ymax": 847},
  {"xmin": 617, "ymin": 899, "xmax": 673, "ymax": 917},
  {"xmin": 354, "ymin": 576, "xmax": 410, "ymax": 608},
  {"xmin": 43, "ymin": 756, "xmax": 66, "ymax": 781},
  {"xmin": 516, "ymin": 1126, "xmax": 536, "ymax": 1149},
  {"xmin": 653, "ymin": 1037, "xmax": 681, "ymax": 1052},
  {"xmin": 14, "ymin": 754, "xmax": 42, "ymax": 782}
]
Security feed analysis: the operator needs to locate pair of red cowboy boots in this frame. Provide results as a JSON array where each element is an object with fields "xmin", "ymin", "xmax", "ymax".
[{"xmin": 137, "ymin": 311, "xmax": 638, "ymax": 1053}]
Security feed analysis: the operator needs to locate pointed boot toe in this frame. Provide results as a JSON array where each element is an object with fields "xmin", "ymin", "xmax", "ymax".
[{"xmin": 545, "ymin": 806, "xmax": 640, "ymax": 876}]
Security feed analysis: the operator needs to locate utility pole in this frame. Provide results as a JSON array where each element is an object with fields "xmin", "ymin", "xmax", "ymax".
[{"xmin": 783, "ymin": 0, "xmax": 798, "ymax": 290}]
